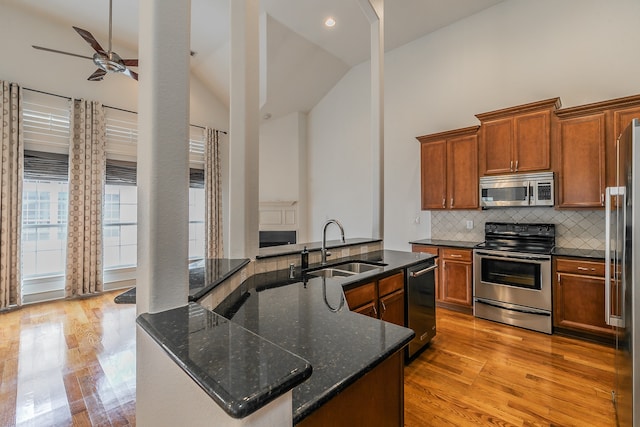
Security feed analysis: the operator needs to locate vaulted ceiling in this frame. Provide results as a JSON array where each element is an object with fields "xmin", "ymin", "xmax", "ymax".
[{"xmin": 6, "ymin": 0, "xmax": 505, "ymax": 120}]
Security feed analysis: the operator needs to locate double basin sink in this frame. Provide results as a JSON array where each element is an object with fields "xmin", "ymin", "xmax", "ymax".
[{"xmin": 305, "ymin": 260, "xmax": 386, "ymax": 278}]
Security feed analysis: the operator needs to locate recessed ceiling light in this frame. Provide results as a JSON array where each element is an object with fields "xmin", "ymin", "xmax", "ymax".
[{"xmin": 324, "ymin": 17, "xmax": 336, "ymax": 28}]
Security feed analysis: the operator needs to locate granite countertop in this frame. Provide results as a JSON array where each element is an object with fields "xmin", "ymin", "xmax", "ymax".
[
  {"xmin": 552, "ymin": 247, "xmax": 606, "ymax": 260},
  {"xmin": 409, "ymin": 238, "xmax": 481, "ymax": 249},
  {"xmin": 214, "ymin": 249, "xmax": 431, "ymax": 423},
  {"xmin": 256, "ymin": 237, "xmax": 382, "ymax": 259},
  {"xmin": 114, "ymin": 258, "xmax": 250, "ymax": 304},
  {"xmin": 137, "ymin": 303, "xmax": 312, "ymax": 418}
]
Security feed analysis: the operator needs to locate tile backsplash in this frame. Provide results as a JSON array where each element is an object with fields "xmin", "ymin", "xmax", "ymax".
[{"xmin": 431, "ymin": 208, "xmax": 605, "ymax": 250}]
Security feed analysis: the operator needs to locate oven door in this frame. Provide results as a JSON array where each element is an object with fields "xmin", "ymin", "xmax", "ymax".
[{"xmin": 473, "ymin": 249, "xmax": 551, "ymax": 310}]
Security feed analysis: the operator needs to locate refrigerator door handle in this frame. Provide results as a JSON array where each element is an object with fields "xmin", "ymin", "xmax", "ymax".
[{"xmin": 605, "ymin": 186, "xmax": 625, "ymax": 328}]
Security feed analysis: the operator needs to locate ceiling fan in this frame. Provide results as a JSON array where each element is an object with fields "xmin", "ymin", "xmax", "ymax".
[{"xmin": 32, "ymin": 0, "xmax": 138, "ymax": 81}]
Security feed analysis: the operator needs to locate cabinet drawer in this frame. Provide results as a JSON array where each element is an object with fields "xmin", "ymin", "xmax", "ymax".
[
  {"xmin": 344, "ymin": 282, "xmax": 376, "ymax": 310},
  {"xmin": 556, "ymin": 258, "xmax": 604, "ymax": 277},
  {"xmin": 378, "ymin": 272, "xmax": 404, "ymax": 297},
  {"xmin": 442, "ymin": 248, "xmax": 472, "ymax": 262},
  {"xmin": 412, "ymin": 245, "xmax": 438, "ymax": 256}
]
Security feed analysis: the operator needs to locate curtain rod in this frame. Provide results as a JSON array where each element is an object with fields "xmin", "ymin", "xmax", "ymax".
[{"xmin": 23, "ymin": 86, "xmax": 228, "ymax": 135}]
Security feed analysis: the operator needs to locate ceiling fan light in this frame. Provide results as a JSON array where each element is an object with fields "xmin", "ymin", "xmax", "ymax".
[{"xmin": 93, "ymin": 51, "xmax": 126, "ymax": 73}]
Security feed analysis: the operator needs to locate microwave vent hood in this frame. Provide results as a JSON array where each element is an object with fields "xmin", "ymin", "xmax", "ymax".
[{"xmin": 480, "ymin": 172, "xmax": 554, "ymax": 208}]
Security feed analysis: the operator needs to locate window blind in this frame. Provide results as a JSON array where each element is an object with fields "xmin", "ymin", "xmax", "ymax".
[
  {"xmin": 106, "ymin": 159, "xmax": 137, "ymax": 186},
  {"xmin": 22, "ymin": 91, "xmax": 71, "ymax": 155},
  {"xmin": 23, "ymin": 150, "xmax": 69, "ymax": 182}
]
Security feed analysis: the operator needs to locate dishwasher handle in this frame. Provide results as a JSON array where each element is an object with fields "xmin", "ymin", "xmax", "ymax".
[{"xmin": 410, "ymin": 263, "xmax": 438, "ymax": 278}]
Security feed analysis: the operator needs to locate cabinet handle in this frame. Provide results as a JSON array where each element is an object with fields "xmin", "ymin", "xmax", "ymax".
[
  {"xmin": 442, "ymin": 198, "xmax": 445, "ymax": 208},
  {"xmin": 601, "ymin": 193, "xmax": 605, "ymax": 206},
  {"xmin": 557, "ymin": 273, "xmax": 561, "ymax": 283},
  {"xmin": 373, "ymin": 306, "xmax": 378, "ymax": 317},
  {"xmin": 381, "ymin": 300, "xmax": 387, "ymax": 313},
  {"xmin": 510, "ymin": 160, "xmax": 513, "ymax": 171},
  {"xmin": 577, "ymin": 267, "xmax": 589, "ymax": 271},
  {"xmin": 450, "ymin": 254, "xmax": 462, "ymax": 258},
  {"xmin": 515, "ymin": 160, "xmax": 518, "ymax": 172},
  {"xmin": 450, "ymin": 197, "xmax": 454, "ymax": 207}
]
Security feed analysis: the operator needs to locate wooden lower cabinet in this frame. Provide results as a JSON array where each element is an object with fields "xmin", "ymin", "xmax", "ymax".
[
  {"xmin": 553, "ymin": 257, "xmax": 615, "ymax": 340},
  {"xmin": 298, "ymin": 351, "xmax": 404, "ymax": 427},
  {"xmin": 344, "ymin": 272, "xmax": 405, "ymax": 327},
  {"xmin": 412, "ymin": 245, "xmax": 473, "ymax": 314}
]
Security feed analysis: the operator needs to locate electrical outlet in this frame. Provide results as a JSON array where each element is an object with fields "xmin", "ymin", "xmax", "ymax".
[{"xmin": 466, "ymin": 220, "xmax": 473, "ymax": 230}]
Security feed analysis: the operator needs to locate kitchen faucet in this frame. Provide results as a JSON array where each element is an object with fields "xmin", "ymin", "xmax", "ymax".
[{"xmin": 321, "ymin": 219, "xmax": 345, "ymax": 265}]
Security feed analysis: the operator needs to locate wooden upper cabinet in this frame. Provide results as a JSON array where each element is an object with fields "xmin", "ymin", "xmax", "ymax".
[
  {"xmin": 608, "ymin": 99, "xmax": 640, "ymax": 188},
  {"xmin": 554, "ymin": 94, "xmax": 640, "ymax": 209},
  {"xmin": 417, "ymin": 126, "xmax": 479, "ymax": 210},
  {"xmin": 556, "ymin": 113, "xmax": 606, "ymax": 208},
  {"xmin": 420, "ymin": 139, "xmax": 446, "ymax": 210},
  {"xmin": 476, "ymin": 98, "xmax": 560, "ymax": 176},
  {"xmin": 479, "ymin": 118, "xmax": 512, "ymax": 175}
]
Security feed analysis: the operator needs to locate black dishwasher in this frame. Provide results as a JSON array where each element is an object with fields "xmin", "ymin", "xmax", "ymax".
[{"xmin": 406, "ymin": 258, "xmax": 437, "ymax": 361}]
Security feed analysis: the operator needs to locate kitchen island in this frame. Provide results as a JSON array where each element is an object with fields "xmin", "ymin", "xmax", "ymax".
[{"xmin": 137, "ymin": 249, "xmax": 431, "ymax": 425}]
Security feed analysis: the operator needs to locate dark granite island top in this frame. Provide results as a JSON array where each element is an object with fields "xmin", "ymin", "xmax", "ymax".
[
  {"xmin": 137, "ymin": 303, "xmax": 312, "ymax": 418},
  {"xmin": 213, "ymin": 249, "xmax": 429, "ymax": 423}
]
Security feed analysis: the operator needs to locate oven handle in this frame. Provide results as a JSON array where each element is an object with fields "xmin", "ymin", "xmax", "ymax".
[
  {"xmin": 475, "ymin": 298, "xmax": 551, "ymax": 316},
  {"xmin": 474, "ymin": 251, "xmax": 550, "ymax": 262}
]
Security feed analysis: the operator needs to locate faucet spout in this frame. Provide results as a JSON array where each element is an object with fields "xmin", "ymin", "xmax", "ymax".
[{"xmin": 321, "ymin": 219, "xmax": 345, "ymax": 265}]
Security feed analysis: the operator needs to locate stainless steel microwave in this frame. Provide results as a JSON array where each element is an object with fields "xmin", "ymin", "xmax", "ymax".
[{"xmin": 479, "ymin": 172, "xmax": 554, "ymax": 207}]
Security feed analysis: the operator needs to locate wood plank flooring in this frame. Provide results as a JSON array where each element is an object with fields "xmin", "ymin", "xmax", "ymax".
[
  {"xmin": 405, "ymin": 309, "xmax": 617, "ymax": 426},
  {"xmin": 0, "ymin": 293, "xmax": 617, "ymax": 426},
  {"xmin": 0, "ymin": 291, "xmax": 136, "ymax": 427}
]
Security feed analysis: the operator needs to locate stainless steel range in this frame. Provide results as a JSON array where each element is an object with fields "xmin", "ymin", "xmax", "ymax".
[{"xmin": 473, "ymin": 222, "xmax": 555, "ymax": 334}]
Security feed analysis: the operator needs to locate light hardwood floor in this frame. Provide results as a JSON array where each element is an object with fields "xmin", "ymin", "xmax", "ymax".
[{"xmin": 0, "ymin": 292, "xmax": 617, "ymax": 426}]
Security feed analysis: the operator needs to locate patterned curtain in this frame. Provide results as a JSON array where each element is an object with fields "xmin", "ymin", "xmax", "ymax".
[
  {"xmin": 65, "ymin": 100, "xmax": 106, "ymax": 297},
  {"xmin": 0, "ymin": 81, "xmax": 23, "ymax": 309},
  {"xmin": 205, "ymin": 128, "xmax": 223, "ymax": 258}
]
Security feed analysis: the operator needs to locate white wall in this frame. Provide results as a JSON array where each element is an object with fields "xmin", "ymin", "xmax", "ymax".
[
  {"xmin": 307, "ymin": 0, "xmax": 640, "ymax": 250},
  {"xmin": 259, "ymin": 112, "xmax": 301, "ymax": 201}
]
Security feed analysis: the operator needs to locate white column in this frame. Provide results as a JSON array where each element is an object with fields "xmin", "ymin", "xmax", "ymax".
[
  {"xmin": 229, "ymin": 0, "xmax": 260, "ymax": 259},
  {"xmin": 358, "ymin": 0, "xmax": 384, "ymax": 240},
  {"xmin": 137, "ymin": 0, "xmax": 191, "ymax": 314}
]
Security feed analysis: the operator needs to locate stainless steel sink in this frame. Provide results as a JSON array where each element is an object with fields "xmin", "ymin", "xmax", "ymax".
[
  {"xmin": 308, "ymin": 268, "xmax": 356, "ymax": 278},
  {"xmin": 306, "ymin": 261, "xmax": 386, "ymax": 278}
]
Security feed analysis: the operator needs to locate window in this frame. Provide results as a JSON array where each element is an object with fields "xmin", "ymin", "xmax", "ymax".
[
  {"xmin": 103, "ymin": 184, "xmax": 137, "ymax": 269},
  {"xmin": 103, "ymin": 158, "xmax": 138, "ymax": 269},
  {"xmin": 189, "ymin": 186, "xmax": 205, "ymax": 259},
  {"xmin": 21, "ymin": 180, "xmax": 68, "ymax": 278}
]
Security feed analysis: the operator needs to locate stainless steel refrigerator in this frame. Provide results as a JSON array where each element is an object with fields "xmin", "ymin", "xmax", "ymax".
[{"xmin": 605, "ymin": 118, "xmax": 640, "ymax": 426}]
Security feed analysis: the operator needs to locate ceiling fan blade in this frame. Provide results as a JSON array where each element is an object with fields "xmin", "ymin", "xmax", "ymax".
[
  {"xmin": 88, "ymin": 68, "xmax": 107, "ymax": 81},
  {"xmin": 73, "ymin": 26, "xmax": 105, "ymax": 53},
  {"xmin": 121, "ymin": 59, "xmax": 138, "ymax": 67},
  {"xmin": 32, "ymin": 45, "xmax": 93, "ymax": 60},
  {"xmin": 122, "ymin": 68, "xmax": 139, "ymax": 81}
]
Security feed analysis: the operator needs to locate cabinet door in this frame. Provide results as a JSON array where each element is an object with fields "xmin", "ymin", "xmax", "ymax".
[
  {"xmin": 554, "ymin": 272, "xmax": 614, "ymax": 336},
  {"xmin": 344, "ymin": 282, "xmax": 376, "ymax": 312},
  {"xmin": 420, "ymin": 140, "xmax": 447, "ymax": 210},
  {"xmin": 441, "ymin": 259, "xmax": 472, "ymax": 307},
  {"xmin": 353, "ymin": 302, "xmax": 378, "ymax": 319},
  {"xmin": 447, "ymin": 135, "xmax": 478, "ymax": 209},
  {"xmin": 380, "ymin": 289, "xmax": 405, "ymax": 327},
  {"xmin": 514, "ymin": 110, "xmax": 551, "ymax": 173},
  {"xmin": 608, "ymin": 106, "xmax": 640, "ymax": 188},
  {"xmin": 480, "ymin": 118, "xmax": 513, "ymax": 175},
  {"xmin": 557, "ymin": 113, "xmax": 606, "ymax": 208}
]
